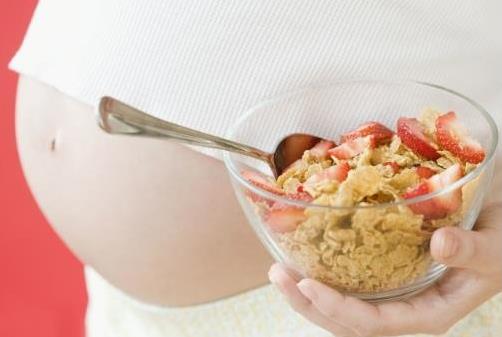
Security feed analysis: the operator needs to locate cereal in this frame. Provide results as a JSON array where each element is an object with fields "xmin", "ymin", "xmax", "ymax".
[
  {"xmin": 388, "ymin": 168, "xmax": 420, "ymax": 192},
  {"xmin": 244, "ymin": 108, "xmax": 484, "ymax": 293},
  {"xmin": 418, "ymin": 107, "xmax": 441, "ymax": 138}
]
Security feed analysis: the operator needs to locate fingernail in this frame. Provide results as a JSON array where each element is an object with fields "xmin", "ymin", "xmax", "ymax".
[
  {"xmin": 268, "ymin": 269, "xmax": 289, "ymax": 295},
  {"xmin": 439, "ymin": 231, "xmax": 459, "ymax": 259},
  {"xmin": 297, "ymin": 281, "xmax": 318, "ymax": 301},
  {"xmin": 268, "ymin": 272, "xmax": 278, "ymax": 284},
  {"xmin": 268, "ymin": 269, "xmax": 281, "ymax": 284}
]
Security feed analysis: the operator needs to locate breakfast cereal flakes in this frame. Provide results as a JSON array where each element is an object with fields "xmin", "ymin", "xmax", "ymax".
[{"xmin": 244, "ymin": 108, "xmax": 484, "ymax": 292}]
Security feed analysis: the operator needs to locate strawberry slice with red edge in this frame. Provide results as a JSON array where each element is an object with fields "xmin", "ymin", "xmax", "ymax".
[
  {"xmin": 301, "ymin": 162, "xmax": 350, "ymax": 196},
  {"xmin": 268, "ymin": 191, "xmax": 312, "ymax": 232},
  {"xmin": 403, "ymin": 164, "xmax": 463, "ymax": 219},
  {"xmin": 426, "ymin": 163, "xmax": 463, "ymax": 213},
  {"xmin": 384, "ymin": 161, "xmax": 401, "ymax": 174},
  {"xmin": 436, "ymin": 111, "xmax": 485, "ymax": 164},
  {"xmin": 265, "ymin": 206, "xmax": 306, "ymax": 233},
  {"xmin": 397, "ymin": 117, "xmax": 440, "ymax": 160},
  {"xmin": 309, "ymin": 139, "xmax": 336, "ymax": 159},
  {"xmin": 241, "ymin": 170, "xmax": 284, "ymax": 204},
  {"xmin": 284, "ymin": 191, "xmax": 314, "ymax": 202},
  {"xmin": 415, "ymin": 166, "xmax": 437, "ymax": 179},
  {"xmin": 328, "ymin": 135, "xmax": 376, "ymax": 160},
  {"xmin": 402, "ymin": 183, "xmax": 445, "ymax": 219},
  {"xmin": 331, "ymin": 161, "xmax": 351, "ymax": 182},
  {"xmin": 241, "ymin": 170, "xmax": 284, "ymax": 195},
  {"xmin": 341, "ymin": 122, "xmax": 394, "ymax": 144}
]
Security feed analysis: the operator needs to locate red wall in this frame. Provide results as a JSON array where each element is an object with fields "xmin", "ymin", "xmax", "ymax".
[{"xmin": 0, "ymin": 1, "xmax": 87, "ymax": 336}]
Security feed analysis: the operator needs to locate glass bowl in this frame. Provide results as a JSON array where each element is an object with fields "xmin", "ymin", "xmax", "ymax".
[{"xmin": 223, "ymin": 80, "xmax": 498, "ymax": 302}]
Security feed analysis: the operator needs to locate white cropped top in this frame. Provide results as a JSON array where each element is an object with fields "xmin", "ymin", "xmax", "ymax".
[
  {"xmin": 11, "ymin": 1, "xmax": 502, "ymax": 156},
  {"xmin": 10, "ymin": 1, "xmax": 502, "ymax": 336}
]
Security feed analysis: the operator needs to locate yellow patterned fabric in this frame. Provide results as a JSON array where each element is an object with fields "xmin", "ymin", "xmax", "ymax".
[{"xmin": 85, "ymin": 267, "xmax": 502, "ymax": 337}]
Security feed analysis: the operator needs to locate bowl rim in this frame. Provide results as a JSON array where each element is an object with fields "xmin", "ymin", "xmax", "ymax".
[{"xmin": 223, "ymin": 79, "xmax": 499, "ymax": 210}]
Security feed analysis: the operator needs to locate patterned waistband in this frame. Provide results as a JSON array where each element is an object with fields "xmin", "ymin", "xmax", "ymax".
[
  {"xmin": 83, "ymin": 267, "xmax": 332, "ymax": 337},
  {"xmin": 84, "ymin": 267, "xmax": 502, "ymax": 337}
]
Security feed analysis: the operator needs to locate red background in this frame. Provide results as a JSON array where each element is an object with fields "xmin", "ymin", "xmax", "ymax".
[{"xmin": 0, "ymin": 1, "xmax": 87, "ymax": 337}]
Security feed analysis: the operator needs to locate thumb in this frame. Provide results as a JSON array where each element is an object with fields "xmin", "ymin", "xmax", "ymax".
[{"xmin": 430, "ymin": 226, "xmax": 497, "ymax": 272}]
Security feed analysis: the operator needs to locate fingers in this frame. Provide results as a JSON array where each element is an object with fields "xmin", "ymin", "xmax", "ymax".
[
  {"xmin": 269, "ymin": 265, "xmax": 474, "ymax": 336},
  {"xmin": 296, "ymin": 279, "xmax": 382, "ymax": 336},
  {"xmin": 295, "ymin": 277, "xmax": 448, "ymax": 336},
  {"xmin": 430, "ymin": 225, "xmax": 501, "ymax": 273},
  {"xmin": 268, "ymin": 264, "xmax": 356, "ymax": 336},
  {"xmin": 378, "ymin": 267, "xmax": 500, "ymax": 335},
  {"xmin": 269, "ymin": 258, "xmax": 500, "ymax": 337},
  {"xmin": 295, "ymin": 278, "xmax": 446, "ymax": 336},
  {"xmin": 268, "ymin": 263, "xmax": 311, "ymax": 311}
]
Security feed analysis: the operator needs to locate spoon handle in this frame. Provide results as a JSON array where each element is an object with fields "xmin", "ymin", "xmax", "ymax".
[{"xmin": 98, "ymin": 97, "xmax": 272, "ymax": 164}]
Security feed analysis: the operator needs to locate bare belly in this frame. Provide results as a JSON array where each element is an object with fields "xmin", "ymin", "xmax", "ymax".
[{"xmin": 15, "ymin": 75, "xmax": 274, "ymax": 306}]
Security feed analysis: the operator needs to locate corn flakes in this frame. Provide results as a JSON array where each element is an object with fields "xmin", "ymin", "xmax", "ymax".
[{"xmin": 253, "ymin": 108, "xmax": 484, "ymax": 293}]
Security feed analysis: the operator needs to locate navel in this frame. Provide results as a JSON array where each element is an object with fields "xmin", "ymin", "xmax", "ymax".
[{"xmin": 49, "ymin": 130, "xmax": 61, "ymax": 152}]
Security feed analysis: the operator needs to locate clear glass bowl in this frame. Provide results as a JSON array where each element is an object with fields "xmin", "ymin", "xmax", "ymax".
[{"xmin": 223, "ymin": 80, "xmax": 498, "ymax": 302}]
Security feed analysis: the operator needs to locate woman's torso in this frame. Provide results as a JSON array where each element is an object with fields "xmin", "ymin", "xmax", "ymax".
[
  {"xmin": 12, "ymin": 0, "xmax": 502, "ymax": 329},
  {"xmin": 15, "ymin": 75, "xmax": 275, "ymax": 306}
]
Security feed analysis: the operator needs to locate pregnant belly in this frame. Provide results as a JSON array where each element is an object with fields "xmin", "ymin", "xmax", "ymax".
[{"xmin": 15, "ymin": 75, "xmax": 273, "ymax": 306}]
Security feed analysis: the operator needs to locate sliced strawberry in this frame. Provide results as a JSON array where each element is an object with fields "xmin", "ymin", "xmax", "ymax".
[
  {"xmin": 341, "ymin": 122, "xmax": 394, "ymax": 144},
  {"xmin": 265, "ymin": 207, "xmax": 306, "ymax": 233},
  {"xmin": 241, "ymin": 170, "xmax": 284, "ymax": 195},
  {"xmin": 284, "ymin": 191, "xmax": 314, "ymax": 202},
  {"xmin": 397, "ymin": 117, "xmax": 440, "ymax": 160},
  {"xmin": 403, "ymin": 183, "xmax": 446, "ymax": 219},
  {"xmin": 436, "ymin": 111, "xmax": 485, "ymax": 164},
  {"xmin": 309, "ymin": 139, "xmax": 336, "ymax": 159},
  {"xmin": 384, "ymin": 161, "xmax": 401, "ymax": 174},
  {"xmin": 403, "ymin": 164, "xmax": 463, "ymax": 219},
  {"xmin": 415, "ymin": 166, "xmax": 436, "ymax": 179},
  {"xmin": 270, "ymin": 192, "xmax": 312, "ymax": 219},
  {"xmin": 328, "ymin": 136, "xmax": 376, "ymax": 160},
  {"xmin": 241, "ymin": 170, "xmax": 284, "ymax": 205},
  {"xmin": 332, "ymin": 161, "xmax": 351, "ymax": 182},
  {"xmin": 303, "ymin": 162, "xmax": 350, "ymax": 187},
  {"xmin": 426, "ymin": 164, "xmax": 463, "ymax": 213},
  {"xmin": 310, "ymin": 139, "xmax": 336, "ymax": 159},
  {"xmin": 244, "ymin": 190, "xmax": 272, "ymax": 205}
]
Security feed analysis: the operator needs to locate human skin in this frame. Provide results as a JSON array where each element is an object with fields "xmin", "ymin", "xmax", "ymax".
[
  {"xmin": 15, "ymin": 75, "xmax": 274, "ymax": 306},
  {"xmin": 17, "ymin": 74, "xmax": 502, "ymax": 334},
  {"xmin": 269, "ymin": 151, "xmax": 502, "ymax": 336}
]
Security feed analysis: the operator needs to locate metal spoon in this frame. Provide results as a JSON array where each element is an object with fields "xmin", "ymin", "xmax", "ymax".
[{"xmin": 97, "ymin": 97, "xmax": 321, "ymax": 178}]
